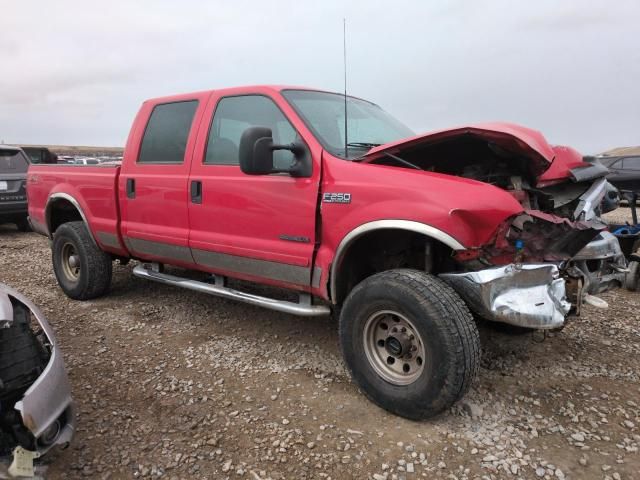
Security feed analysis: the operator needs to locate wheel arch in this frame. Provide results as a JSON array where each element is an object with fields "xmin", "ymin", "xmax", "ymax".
[
  {"xmin": 329, "ymin": 220, "xmax": 465, "ymax": 305},
  {"xmin": 45, "ymin": 193, "xmax": 98, "ymax": 246}
]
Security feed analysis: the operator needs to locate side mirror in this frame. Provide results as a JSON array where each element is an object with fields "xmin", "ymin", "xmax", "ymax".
[{"xmin": 239, "ymin": 126, "xmax": 311, "ymax": 177}]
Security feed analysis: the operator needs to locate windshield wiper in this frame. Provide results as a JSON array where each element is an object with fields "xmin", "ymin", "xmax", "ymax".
[
  {"xmin": 384, "ymin": 152, "xmax": 422, "ymax": 170},
  {"xmin": 346, "ymin": 142, "xmax": 382, "ymax": 148}
]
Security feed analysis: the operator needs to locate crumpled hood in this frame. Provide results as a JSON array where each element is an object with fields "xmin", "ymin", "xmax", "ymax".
[{"xmin": 362, "ymin": 122, "xmax": 557, "ymax": 177}]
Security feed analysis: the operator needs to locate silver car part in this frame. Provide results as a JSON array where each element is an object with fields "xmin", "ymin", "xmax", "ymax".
[
  {"xmin": 362, "ymin": 310, "xmax": 426, "ymax": 385},
  {"xmin": 440, "ymin": 264, "xmax": 571, "ymax": 329},
  {"xmin": 133, "ymin": 264, "xmax": 331, "ymax": 317},
  {"xmin": 0, "ymin": 283, "xmax": 75, "ymax": 455},
  {"xmin": 573, "ymin": 177, "xmax": 608, "ymax": 221},
  {"xmin": 570, "ymin": 231, "xmax": 627, "ymax": 294}
]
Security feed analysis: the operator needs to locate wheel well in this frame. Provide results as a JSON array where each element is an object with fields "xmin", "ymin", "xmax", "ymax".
[
  {"xmin": 332, "ymin": 229, "xmax": 456, "ymax": 305},
  {"xmin": 47, "ymin": 198, "xmax": 83, "ymax": 234}
]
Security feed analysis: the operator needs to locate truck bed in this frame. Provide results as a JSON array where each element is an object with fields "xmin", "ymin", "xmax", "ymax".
[{"xmin": 27, "ymin": 164, "xmax": 126, "ymax": 256}]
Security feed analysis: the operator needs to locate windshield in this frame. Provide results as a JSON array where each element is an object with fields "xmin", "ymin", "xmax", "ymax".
[
  {"xmin": 0, "ymin": 149, "xmax": 29, "ymax": 175},
  {"xmin": 282, "ymin": 90, "xmax": 414, "ymax": 160}
]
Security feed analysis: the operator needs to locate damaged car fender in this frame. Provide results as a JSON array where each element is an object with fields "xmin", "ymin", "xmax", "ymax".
[
  {"xmin": 440, "ymin": 264, "xmax": 571, "ymax": 329},
  {"xmin": 0, "ymin": 283, "xmax": 75, "ymax": 457}
]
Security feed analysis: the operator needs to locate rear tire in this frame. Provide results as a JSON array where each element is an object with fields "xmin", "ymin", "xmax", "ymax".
[
  {"xmin": 339, "ymin": 269, "xmax": 480, "ymax": 420},
  {"xmin": 52, "ymin": 221, "xmax": 112, "ymax": 300}
]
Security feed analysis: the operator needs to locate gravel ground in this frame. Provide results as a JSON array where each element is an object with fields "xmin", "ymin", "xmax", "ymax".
[{"xmin": 0, "ymin": 210, "xmax": 639, "ymax": 480}]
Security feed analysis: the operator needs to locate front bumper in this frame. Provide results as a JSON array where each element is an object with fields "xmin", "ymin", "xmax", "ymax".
[
  {"xmin": 440, "ymin": 264, "xmax": 571, "ymax": 329},
  {"xmin": 0, "ymin": 200, "xmax": 28, "ymax": 219},
  {"xmin": 0, "ymin": 284, "xmax": 75, "ymax": 456}
]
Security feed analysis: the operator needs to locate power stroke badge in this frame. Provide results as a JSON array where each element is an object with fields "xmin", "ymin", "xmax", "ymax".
[{"xmin": 323, "ymin": 192, "xmax": 352, "ymax": 204}]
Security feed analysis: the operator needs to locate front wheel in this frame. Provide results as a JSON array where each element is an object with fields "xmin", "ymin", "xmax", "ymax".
[
  {"xmin": 339, "ymin": 269, "xmax": 480, "ymax": 420},
  {"xmin": 52, "ymin": 221, "xmax": 112, "ymax": 300}
]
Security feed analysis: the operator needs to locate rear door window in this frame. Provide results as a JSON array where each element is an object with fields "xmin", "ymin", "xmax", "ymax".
[
  {"xmin": 138, "ymin": 100, "xmax": 199, "ymax": 164},
  {"xmin": 0, "ymin": 150, "xmax": 29, "ymax": 174}
]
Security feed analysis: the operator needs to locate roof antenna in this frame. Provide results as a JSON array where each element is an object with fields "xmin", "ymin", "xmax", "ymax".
[{"xmin": 343, "ymin": 18, "xmax": 348, "ymax": 159}]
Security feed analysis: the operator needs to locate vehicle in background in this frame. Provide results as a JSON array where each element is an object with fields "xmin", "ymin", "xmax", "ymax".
[
  {"xmin": 19, "ymin": 146, "xmax": 58, "ymax": 165},
  {"xmin": 56, "ymin": 156, "xmax": 76, "ymax": 164},
  {"xmin": 598, "ymin": 155, "xmax": 640, "ymax": 195},
  {"xmin": 26, "ymin": 85, "xmax": 624, "ymax": 419},
  {"xmin": 0, "ymin": 283, "xmax": 75, "ymax": 458},
  {"xmin": 72, "ymin": 157, "xmax": 101, "ymax": 166},
  {"xmin": 0, "ymin": 146, "xmax": 30, "ymax": 231}
]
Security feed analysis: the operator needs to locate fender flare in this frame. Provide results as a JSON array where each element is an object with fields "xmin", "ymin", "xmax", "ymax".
[
  {"xmin": 329, "ymin": 219, "xmax": 465, "ymax": 303},
  {"xmin": 44, "ymin": 192, "xmax": 98, "ymax": 247}
]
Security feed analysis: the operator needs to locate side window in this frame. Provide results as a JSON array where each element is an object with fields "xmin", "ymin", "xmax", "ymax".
[
  {"xmin": 138, "ymin": 100, "xmax": 198, "ymax": 164},
  {"xmin": 611, "ymin": 159, "xmax": 624, "ymax": 169},
  {"xmin": 205, "ymin": 95, "xmax": 297, "ymax": 169},
  {"xmin": 623, "ymin": 157, "xmax": 640, "ymax": 171}
]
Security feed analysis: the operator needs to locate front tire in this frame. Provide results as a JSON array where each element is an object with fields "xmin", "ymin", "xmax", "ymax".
[
  {"xmin": 52, "ymin": 221, "xmax": 112, "ymax": 300},
  {"xmin": 339, "ymin": 269, "xmax": 480, "ymax": 420}
]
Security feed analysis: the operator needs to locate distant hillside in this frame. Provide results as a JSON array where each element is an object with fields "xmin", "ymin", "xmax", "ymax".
[
  {"xmin": 17, "ymin": 144, "xmax": 124, "ymax": 157},
  {"xmin": 600, "ymin": 146, "xmax": 640, "ymax": 157}
]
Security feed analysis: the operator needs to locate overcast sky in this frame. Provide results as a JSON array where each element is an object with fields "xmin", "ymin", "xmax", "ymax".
[{"xmin": 1, "ymin": 1, "xmax": 638, "ymax": 154}]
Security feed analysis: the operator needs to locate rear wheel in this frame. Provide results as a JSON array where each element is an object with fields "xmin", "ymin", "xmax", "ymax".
[
  {"xmin": 339, "ymin": 269, "xmax": 480, "ymax": 420},
  {"xmin": 52, "ymin": 221, "xmax": 112, "ymax": 300}
]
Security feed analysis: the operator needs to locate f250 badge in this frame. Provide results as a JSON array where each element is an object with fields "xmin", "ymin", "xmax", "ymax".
[{"xmin": 323, "ymin": 192, "xmax": 352, "ymax": 204}]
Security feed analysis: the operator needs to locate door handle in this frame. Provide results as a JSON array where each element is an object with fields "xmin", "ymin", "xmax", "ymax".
[
  {"xmin": 126, "ymin": 178, "xmax": 135, "ymax": 199},
  {"xmin": 191, "ymin": 180, "xmax": 202, "ymax": 204}
]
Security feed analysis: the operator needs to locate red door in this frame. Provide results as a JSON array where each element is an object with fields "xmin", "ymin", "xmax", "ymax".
[
  {"xmin": 119, "ymin": 92, "xmax": 210, "ymax": 267},
  {"xmin": 187, "ymin": 88, "xmax": 322, "ymax": 290}
]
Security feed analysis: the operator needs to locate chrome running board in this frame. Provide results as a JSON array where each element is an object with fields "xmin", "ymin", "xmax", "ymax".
[{"xmin": 132, "ymin": 264, "xmax": 331, "ymax": 317}]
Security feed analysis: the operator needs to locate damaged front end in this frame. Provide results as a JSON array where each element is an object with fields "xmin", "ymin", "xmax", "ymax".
[
  {"xmin": 444, "ymin": 176, "xmax": 625, "ymax": 327},
  {"xmin": 440, "ymin": 264, "xmax": 571, "ymax": 329},
  {"xmin": 364, "ymin": 124, "xmax": 625, "ymax": 328},
  {"xmin": 0, "ymin": 284, "xmax": 75, "ymax": 458}
]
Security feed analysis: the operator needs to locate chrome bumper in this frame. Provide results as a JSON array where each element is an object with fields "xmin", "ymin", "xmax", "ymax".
[
  {"xmin": 440, "ymin": 264, "xmax": 571, "ymax": 329},
  {"xmin": 0, "ymin": 284, "xmax": 75, "ymax": 455}
]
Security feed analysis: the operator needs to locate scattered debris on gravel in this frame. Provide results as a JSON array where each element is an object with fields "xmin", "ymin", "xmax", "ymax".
[{"xmin": 1, "ymin": 210, "xmax": 639, "ymax": 479}]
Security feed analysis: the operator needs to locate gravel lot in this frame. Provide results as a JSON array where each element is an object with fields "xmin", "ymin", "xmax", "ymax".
[{"xmin": 1, "ymin": 210, "xmax": 639, "ymax": 480}]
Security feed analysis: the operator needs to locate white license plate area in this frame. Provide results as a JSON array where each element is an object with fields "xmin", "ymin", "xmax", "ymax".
[{"xmin": 0, "ymin": 181, "xmax": 8, "ymax": 191}]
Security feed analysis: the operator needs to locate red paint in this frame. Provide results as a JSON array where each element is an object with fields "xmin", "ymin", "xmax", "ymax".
[
  {"xmin": 27, "ymin": 85, "xmax": 583, "ymax": 300},
  {"xmin": 365, "ymin": 122, "xmax": 556, "ymax": 175},
  {"xmin": 536, "ymin": 145, "xmax": 588, "ymax": 186}
]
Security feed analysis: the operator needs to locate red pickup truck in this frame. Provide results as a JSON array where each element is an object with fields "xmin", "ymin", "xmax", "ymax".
[{"xmin": 27, "ymin": 85, "xmax": 625, "ymax": 419}]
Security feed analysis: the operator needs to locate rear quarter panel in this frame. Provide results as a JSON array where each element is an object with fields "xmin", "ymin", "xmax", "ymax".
[{"xmin": 27, "ymin": 164, "xmax": 126, "ymax": 255}]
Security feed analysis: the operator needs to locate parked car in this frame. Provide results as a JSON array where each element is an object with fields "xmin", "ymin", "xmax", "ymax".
[
  {"xmin": 0, "ymin": 283, "xmax": 75, "ymax": 458},
  {"xmin": 0, "ymin": 146, "xmax": 30, "ymax": 231},
  {"xmin": 598, "ymin": 155, "xmax": 640, "ymax": 194},
  {"xmin": 54, "ymin": 156, "xmax": 75, "ymax": 164},
  {"xmin": 73, "ymin": 157, "xmax": 101, "ymax": 166},
  {"xmin": 19, "ymin": 146, "xmax": 58, "ymax": 165},
  {"xmin": 26, "ymin": 85, "xmax": 624, "ymax": 419}
]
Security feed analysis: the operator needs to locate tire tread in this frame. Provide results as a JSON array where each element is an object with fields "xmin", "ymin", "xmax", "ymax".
[
  {"xmin": 339, "ymin": 268, "xmax": 480, "ymax": 419},
  {"xmin": 52, "ymin": 221, "xmax": 112, "ymax": 300}
]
